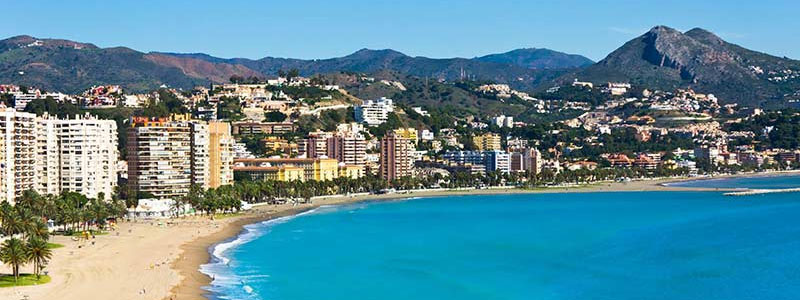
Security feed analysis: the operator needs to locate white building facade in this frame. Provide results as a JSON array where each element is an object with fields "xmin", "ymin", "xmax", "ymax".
[{"xmin": 354, "ymin": 97, "xmax": 394, "ymax": 126}]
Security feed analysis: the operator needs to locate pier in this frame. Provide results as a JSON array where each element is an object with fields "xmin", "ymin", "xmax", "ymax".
[{"xmin": 724, "ymin": 188, "xmax": 800, "ymax": 196}]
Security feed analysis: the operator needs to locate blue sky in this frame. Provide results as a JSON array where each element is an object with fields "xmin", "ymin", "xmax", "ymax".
[{"xmin": 1, "ymin": 0, "xmax": 797, "ymax": 61}]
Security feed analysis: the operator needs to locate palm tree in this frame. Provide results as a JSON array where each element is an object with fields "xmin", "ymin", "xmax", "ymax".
[
  {"xmin": 25, "ymin": 237, "xmax": 51, "ymax": 279},
  {"xmin": 28, "ymin": 218, "xmax": 50, "ymax": 241},
  {"xmin": 0, "ymin": 238, "xmax": 28, "ymax": 283}
]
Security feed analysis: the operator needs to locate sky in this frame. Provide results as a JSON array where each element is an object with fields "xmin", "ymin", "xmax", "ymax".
[{"xmin": 1, "ymin": 0, "xmax": 798, "ymax": 62}]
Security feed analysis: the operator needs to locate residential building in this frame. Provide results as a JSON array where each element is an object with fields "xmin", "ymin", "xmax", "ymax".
[
  {"xmin": 0, "ymin": 109, "xmax": 37, "ymax": 203},
  {"xmin": 128, "ymin": 116, "xmax": 235, "ymax": 197},
  {"xmin": 208, "ymin": 122, "xmax": 234, "ymax": 188},
  {"xmin": 36, "ymin": 113, "xmax": 118, "ymax": 200},
  {"xmin": 127, "ymin": 116, "xmax": 193, "ymax": 199},
  {"xmin": 483, "ymin": 150, "xmax": 511, "ymax": 174},
  {"xmin": 355, "ymin": 97, "xmax": 394, "ymax": 126},
  {"xmin": 233, "ymin": 158, "xmax": 346, "ymax": 181},
  {"xmin": 393, "ymin": 128, "xmax": 418, "ymax": 143},
  {"xmin": 231, "ymin": 121, "xmax": 296, "ymax": 135},
  {"xmin": 443, "ymin": 150, "xmax": 511, "ymax": 174},
  {"xmin": 473, "ymin": 133, "xmax": 502, "ymax": 151},
  {"xmin": 189, "ymin": 122, "xmax": 210, "ymax": 189},
  {"xmin": 380, "ymin": 132, "xmax": 415, "ymax": 181}
]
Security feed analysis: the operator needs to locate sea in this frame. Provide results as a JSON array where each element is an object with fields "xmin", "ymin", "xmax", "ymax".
[{"xmin": 201, "ymin": 175, "xmax": 800, "ymax": 300}]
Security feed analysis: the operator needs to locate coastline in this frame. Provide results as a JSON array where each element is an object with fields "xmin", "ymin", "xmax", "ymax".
[
  {"xmin": 2, "ymin": 172, "xmax": 795, "ymax": 300},
  {"xmin": 167, "ymin": 176, "xmax": 738, "ymax": 300}
]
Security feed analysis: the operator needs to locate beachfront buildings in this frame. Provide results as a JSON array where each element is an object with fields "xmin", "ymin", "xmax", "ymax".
[
  {"xmin": 355, "ymin": 97, "xmax": 394, "ymax": 126},
  {"xmin": 443, "ymin": 150, "xmax": 512, "ymax": 174},
  {"xmin": 300, "ymin": 129, "xmax": 367, "ymax": 167},
  {"xmin": 0, "ymin": 109, "xmax": 37, "ymax": 203},
  {"xmin": 35, "ymin": 113, "xmax": 118, "ymax": 200},
  {"xmin": 127, "ymin": 116, "xmax": 193, "ymax": 199},
  {"xmin": 127, "ymin": 114, "xmax": 234, "ymax": 199},
  {"xmin": 232, "ymin": 158, "xmax": 359, "ymax": 182},
  {"xmin": 209, "ymin": 122, "xmax": 235, "ymax": 188},
  {"xmin": 380, "ymin": 132, "xmax": 415, "ymax": 181},
  {"xmin": 0, "ymin": 108, "xmax": 119, "ymax": 203}
]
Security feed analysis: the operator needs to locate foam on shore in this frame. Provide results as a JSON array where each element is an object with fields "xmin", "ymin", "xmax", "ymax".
[{"xmin": 199, "ymin": 207, "xmax": 324, "ymax": 299}]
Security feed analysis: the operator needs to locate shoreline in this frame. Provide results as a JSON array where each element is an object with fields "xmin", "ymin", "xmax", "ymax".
[
  {"xmin": 167, "ymin": 175, "xmax": 743, "ymax": 300},
  {"xmin": 3, "ymin": 172, "xmax": 795, "ymax": 300}
]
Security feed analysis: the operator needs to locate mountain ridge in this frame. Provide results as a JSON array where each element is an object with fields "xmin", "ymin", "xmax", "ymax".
[
  {"xmin": 567, "ymin": 25, "xmax": 800, "ymax": 106},
  {"xmin": 0, "ymin": 34, "xmax": 589, "ymax": 93}
]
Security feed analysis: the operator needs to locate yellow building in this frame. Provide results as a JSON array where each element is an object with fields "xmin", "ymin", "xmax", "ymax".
[
  {"xmin": 393, "ymin": 128, "xmax": 418, "ymax": 142},
  {"xmin": 208, "ymin": 122, "xmax": 234, "ymax": 188},
  {"xmin": 314, "ymin": 158, "xmax": 340, "ymax": 181},
  {"xmin": 339, "ymin": 165, "xmax": 366, "ymax": 179},
  {"xmin": 234, "ymin": 158, "xmax": 342, "ymax": 182},
  {"xmin": 278, "ymin": 166, "xmax": 305, "ymax": 181},
  {"xmin": 473, "ymin": 133, "xmax": 502, "ymax": 151},
  {"xmin": 262, "ymin": 136, "xmax": 298, "ymax": 154}
]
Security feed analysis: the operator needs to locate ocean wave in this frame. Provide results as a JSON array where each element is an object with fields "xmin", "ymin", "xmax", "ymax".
[{"xmin": 200, "ymin": 207, "xmax": 323, "ymax": 299}]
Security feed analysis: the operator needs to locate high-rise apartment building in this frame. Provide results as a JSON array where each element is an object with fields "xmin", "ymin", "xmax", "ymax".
[
  {"xmin": 190, "ymin": 122, "xmax": 210, "ymax": 189},
  {"xmin": 0, "ymin": 109, "xmax": 37, "ymax": 203},
  {"xmin": 209, "ymin": 122, "xmax": 234, "ymax": 188},
  {"xmin": 127, "ymin": 115, "xmax": 234, "ymax": 199},
  {"xmin": 127, "ymin": 116, "xmax": 193, "ymax": 199},
  {"xmin": 36, "ymin": 113, "xmax": 118, "ymax": 200},
  {"xmin": 380, "ymin": 132, "xmax": 415, "ymax": 181},
  {"xmin": 0, "ymin": 108, "xmax": 118, "ymax": 204}
]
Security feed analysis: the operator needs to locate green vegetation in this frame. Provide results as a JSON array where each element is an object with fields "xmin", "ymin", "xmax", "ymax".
[
  {"xmin": 45, "ymin": 243, "xmax": 63, "ymax": 249},
  {"xmin": 0, "ymin": 189, "xmax": 127, "ymax": 284},
  {"xmin": 296, "ymin": 108, "xmax": 356, "ymax": 135},
  {"xmin": 216, "ymin": 96, "xmax": 244, "ymax": 121},
  {"xmin": 23, "ymin": 97, "xmax": 81, "ymax": 117},
  {"xmin": 264, "ymin": 111, "xmax": 287, "ymax": 122},
  {"xmin": 727, "ymin": 110, "xmax": 800, "ymax": 150},
  {"xmin": 0, "ymin": 274, "xmax": 51, "ymax": 288}
]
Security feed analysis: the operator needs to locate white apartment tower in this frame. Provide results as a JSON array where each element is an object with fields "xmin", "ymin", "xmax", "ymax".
[
  {"xmin": 36, "ymin": 113, "xmax": 118, "ymax": 200},
  {"xmin": 190, "ymin": 122, "xmax": 210, "ymax": 189},
  {"xmin": 354, "ymin": 97, "xmax": 394, "ymax": 126},
  {"xmin": 0, "ymin": 109, "xmax": 37, "ymax": 204}
]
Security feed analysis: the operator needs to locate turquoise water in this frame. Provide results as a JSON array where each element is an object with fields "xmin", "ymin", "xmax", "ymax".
[
  {"xmin": 203, "ymin": 181, "xmax": 800, "ymax": 299},
  {"xmin": 666, "ymin": 174, "xmax": 800, "ymax": 189}
]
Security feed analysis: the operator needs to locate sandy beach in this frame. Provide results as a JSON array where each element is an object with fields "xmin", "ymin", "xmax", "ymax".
[{"xmin": 0, "ymin": 174, "xmax": 787, "ymax": 300}]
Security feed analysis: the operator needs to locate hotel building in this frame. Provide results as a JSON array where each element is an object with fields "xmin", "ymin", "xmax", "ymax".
[{"xmin": 233, "ymin": 158, "xmax": 352, "ymax": 182}]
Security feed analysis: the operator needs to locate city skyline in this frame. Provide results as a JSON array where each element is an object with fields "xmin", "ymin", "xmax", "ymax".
[{"xmin": 1, "ymin": 0, "xmax": 798, "ymax": 61}]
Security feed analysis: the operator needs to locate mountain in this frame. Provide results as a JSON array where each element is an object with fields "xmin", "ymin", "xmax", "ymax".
[
  {"xmin": 475, "ymin": 48, "xmax": 594, "ymax": 69},
  {"xmin": 568, "ymin": 26, "xmax": 800, "ymax": 106},
  {"xmin": 0, "ymin": 35, "xmax": 211, "ymax": 93},
  {"xmin": 0, "ymin": 34, "xmax": 590, "ymax": 93},
  {"xmin": 175, "ymin": 48, "xmax": 578, "ymax": 90}
]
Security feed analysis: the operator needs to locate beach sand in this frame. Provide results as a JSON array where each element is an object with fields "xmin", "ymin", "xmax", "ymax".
[{"xmin": 0, "ymin": 175, "xmax": 765, "ymax": 300}]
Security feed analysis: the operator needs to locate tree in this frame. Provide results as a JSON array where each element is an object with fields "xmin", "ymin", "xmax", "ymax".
[
  {"xmin": 264, "ymin": 111, "xmax": 288, "ymax": 122},
  {"xmin": 0, "ymin": 238, "xmax": 28, "ymax": 283},
  {"xmin": 287, "ymin": 68, "xmax": 300, "ymax": 80},
  {"xmin": 25, "ymin": 237, "xmax": 52, "ymax": 279}
]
